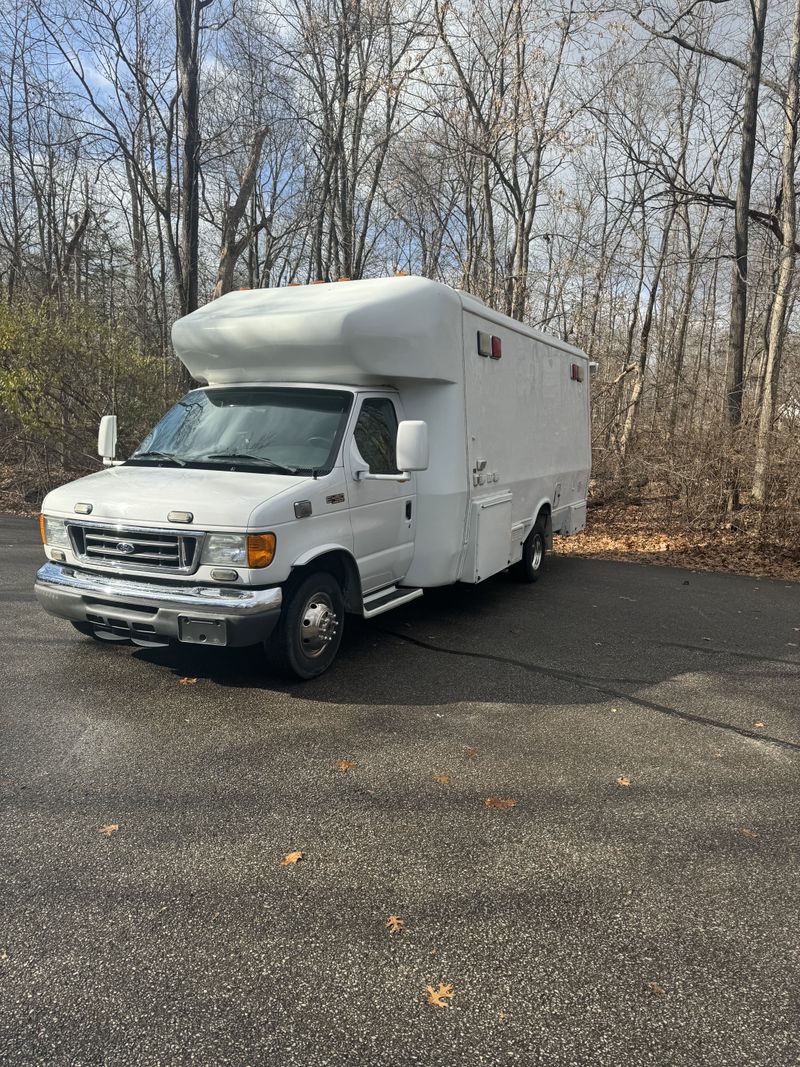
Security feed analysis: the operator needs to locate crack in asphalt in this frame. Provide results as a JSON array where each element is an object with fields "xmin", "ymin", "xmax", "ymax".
[
  {"xmin": 659, "ymin": 641, "xmax": 800, "ymax": 668},
  {"xmin": 380, "ymin": 630, "xmax": 800, "ymax": 754}
]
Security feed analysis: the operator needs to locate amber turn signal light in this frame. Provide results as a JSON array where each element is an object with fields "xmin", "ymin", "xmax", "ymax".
[
  {"xmin": 247, "ymin": 533, "xmax": 276, "ymax": 568},
  {"xmin": 39, "ymin": 513, "xmax": 46, "ymax": 544}
]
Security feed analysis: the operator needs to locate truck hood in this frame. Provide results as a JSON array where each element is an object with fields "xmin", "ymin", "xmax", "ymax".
[{"xmin": 41, "ymin": 464, "xmax": 310, "ymax": 530}]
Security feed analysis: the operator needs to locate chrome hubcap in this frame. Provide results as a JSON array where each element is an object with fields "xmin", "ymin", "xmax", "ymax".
[
  {"xmin": 300, "ymin": 593, "xmax": 339, "ymax": 657},
  {"xmin": 531, "ymin": 535, "xmax": 543, "ymax": 570}
]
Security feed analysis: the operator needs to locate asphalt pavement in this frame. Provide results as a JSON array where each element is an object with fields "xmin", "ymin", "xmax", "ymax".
[{"xmin": 1, "ymin": 514, "xmax": 798, "ymax": 1066}]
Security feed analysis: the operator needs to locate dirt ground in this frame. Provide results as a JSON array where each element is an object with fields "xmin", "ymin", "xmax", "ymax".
[{"xmin": 557, "ymin": 500, "xmax": 800, "ymax": 583}]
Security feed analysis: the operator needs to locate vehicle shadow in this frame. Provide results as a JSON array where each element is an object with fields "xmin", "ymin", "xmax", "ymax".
[{"xmin": 128, "ymin": 556, "xmax": 769, "ymax": 715}]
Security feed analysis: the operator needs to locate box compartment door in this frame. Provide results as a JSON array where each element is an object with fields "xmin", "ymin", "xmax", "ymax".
[{"xmin": 460, "ymin": 492, "xmax": 513, "ymax": 583}]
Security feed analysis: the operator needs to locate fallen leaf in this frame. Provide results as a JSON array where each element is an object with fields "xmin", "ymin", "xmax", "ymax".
[
  {"xmin": 738, "ymin": 827, "xmax": 758, "ymax": 839},
  {"xmin": 386, "ymin": 915, "xmax": 405, "ymax": 934},
  {"xmin": 616, "ymin": 776, "xmax": 632, "ymax": 787},
  {"xmin": 647, "ymin": 981, "xmax": 666, "ymax": 996},
  {"xmin": 753, "ymin": 721, "xmax": 765, "ymax": 729},
  {"xmin": 425, "ymin": 982, "xmax": 455, "ymax": 1009},
  {"xmin": 432, "ymin": 772, "xmax": 451, "ymax": 785},
  {"xmin": 498, "ymin": 1010, "xmax": 508, "ymax": 1021},
  {"xmin": 281, "ymin": 850, "xmax": 304, "ymax": 866},
  {"xmin": 465, "ymin": 746, "xmax": 479, "ymax": 759},
  {"xmin": 335, "ymin": 759, "xmax": 357, "ymax": 772},
  {"xmin": 484, "ymin": 797, "xmax": 517, "ymax": 810},
  {"xmin": 179, "ymin": 677, "xmax": 197, "ymax": 685},
  {"xmin": 610, "ymin": 706, "xmax": 620, "ymax": 713},
  {"xmin": 99, "ymin": 824, "xmax": 119, "ymax": 836}
]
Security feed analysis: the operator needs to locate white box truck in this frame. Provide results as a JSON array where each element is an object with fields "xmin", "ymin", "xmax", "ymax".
[{"xmin": 35, "ymin": 276, "xmax": 591, "ymax": 678}]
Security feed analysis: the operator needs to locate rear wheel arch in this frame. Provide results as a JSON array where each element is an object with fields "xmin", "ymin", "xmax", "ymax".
[
  {"xmin": 536, "ymin": 502, "xmax": 553, "ymax": 549},
  {"xmin": 516, "ymin": 504, "xmax": 551, "ymax": 583}
]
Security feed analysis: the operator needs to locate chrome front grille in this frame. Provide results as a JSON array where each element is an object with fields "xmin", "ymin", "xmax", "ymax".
[{"xmin": 67, "ymin": 523, "xmax": 201, "ymax": 574}]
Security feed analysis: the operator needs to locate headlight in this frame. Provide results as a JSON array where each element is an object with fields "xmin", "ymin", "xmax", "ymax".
[
  {"xmin": 200, "ymin": 532, "xmax": 276, "ymax": 569},
  {"xmin": 202, "ymin": 533, "xmax": 247, "ymax": 566},
  {"xmin": 40, "ymin": 515, "xmax": 70, "ymax": 548}
]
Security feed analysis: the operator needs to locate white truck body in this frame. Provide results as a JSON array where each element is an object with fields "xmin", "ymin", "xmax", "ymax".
[{"xmin": 35, "ymin": 276, "xmax": 591, "ymax": 677}]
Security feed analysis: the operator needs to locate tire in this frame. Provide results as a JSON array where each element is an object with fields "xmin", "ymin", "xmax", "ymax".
[
  {"xmin": 265, "ymin": 571, "xmax": 345, "ymax": 680},
  {"xmin": 516, "ymin": 516, "xmax": 547, "ymax": 583},
  {"xmin": 70, "ymin": 620, "xmax": 105, "ymax": 640}
]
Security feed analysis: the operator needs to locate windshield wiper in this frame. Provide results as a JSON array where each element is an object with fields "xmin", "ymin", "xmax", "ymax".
[
  {"xmin": 202, "ymin": 453, "xmax": 298, "ymax": 474},
  {"xmin": 128, "ymin": 450, "xmax": 186, "ymax": 467}
]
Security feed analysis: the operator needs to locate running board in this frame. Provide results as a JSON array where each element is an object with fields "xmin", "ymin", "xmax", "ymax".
[{"xmin": 362, "ymin": 586, "xmax": 423, "ymax": 618}]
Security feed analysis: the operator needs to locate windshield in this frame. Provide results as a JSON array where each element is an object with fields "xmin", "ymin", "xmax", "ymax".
[{"xmin": 128, "ymin": 387, "xmax": 353, "ymax": 475}]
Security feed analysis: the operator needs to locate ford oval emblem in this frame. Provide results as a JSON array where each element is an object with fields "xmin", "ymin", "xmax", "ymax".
[{"xmin": 116, "ymin": 541, "xmax": 136, "ymax": 555}]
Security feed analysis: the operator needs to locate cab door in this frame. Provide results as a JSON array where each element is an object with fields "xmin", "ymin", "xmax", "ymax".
[{"xmin": 345, "ymin": 395, "xmax": 415, "ymax": 593}]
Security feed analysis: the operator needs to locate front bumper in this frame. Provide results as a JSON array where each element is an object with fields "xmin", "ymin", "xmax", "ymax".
[{"xmin": 34, "ymin": 562, "xmax": 282, "ymax": 647}]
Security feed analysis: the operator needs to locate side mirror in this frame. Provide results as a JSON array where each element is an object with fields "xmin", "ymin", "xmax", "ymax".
[
  {"xmin": 397, "ymin": 420, "xmax": 428, "ymax": 473},
  {"xmin": 98, "ymin": 415, "xmax": 118, "ymax": 465}
]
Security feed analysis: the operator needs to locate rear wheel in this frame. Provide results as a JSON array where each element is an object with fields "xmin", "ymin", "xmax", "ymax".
[
  {"xmin": 266, "ymin": 571, "xmax": 344, "ymax": 679},
  {"xmin": 516, "ymin": 516, "xmax": 547, "ymax": 583}
]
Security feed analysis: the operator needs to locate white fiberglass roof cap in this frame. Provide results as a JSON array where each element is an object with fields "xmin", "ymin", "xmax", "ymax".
[{"xmin": 172, "ymin": 275, "xmax": 466, "ymax": 387}]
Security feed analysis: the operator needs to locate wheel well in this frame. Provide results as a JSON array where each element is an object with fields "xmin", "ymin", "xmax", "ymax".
[
  {"xmin": 290, "ymin": 550, "xmax": 362, "ymax": 612},
  {"xmin": 536, "ymin": 503, "xmax": 553, "ymax": 549}
]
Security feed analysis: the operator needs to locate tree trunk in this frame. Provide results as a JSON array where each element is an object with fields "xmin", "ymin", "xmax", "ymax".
[
  {"xmin": 212, "ymin": 128, "xmax": 267, "ymax": 299},
  {"xmin": 618, "ymin": 204, "xmax": 676, "ymax": 460},
  {"xmin": 752, "ymin": 0, "xmax": 800, "ymax": 501},
  {"xmin": 176, "ymin": 0, "xmax": 205, "ymax": 319},
  {"xmin": 725, "ymin": 0, "xmax": 768, "ymax": 432}
]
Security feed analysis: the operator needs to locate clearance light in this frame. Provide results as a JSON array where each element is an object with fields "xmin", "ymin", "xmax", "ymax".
[
  {"xmin": 477, "ymin": 331, "xmax": 491, "ymax": 357},
  {"xmin": 168, "ymin": 510, "xmax": 193, "ymax": 523},
  {"xmin": 74, "ymin": 502, "xmax": 93, "ymax": 514},
  {"xmin": 247, "ymin": 533, "xmax": 276, "ymax": 569},
  {"xmin": 491, "ymin": 336, "xmax": 502, "ymax": 360}
]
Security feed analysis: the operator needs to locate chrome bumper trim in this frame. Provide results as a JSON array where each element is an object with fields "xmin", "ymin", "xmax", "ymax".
[{"xmin": 35, "ymin": 562, "xmax": 282, "ymax": 616}]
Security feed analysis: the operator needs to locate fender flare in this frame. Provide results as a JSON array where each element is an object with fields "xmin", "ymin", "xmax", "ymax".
[
  {"xmin": 526, "ymin": 498, "xmax": 553, "ymax": 549},
  {"xmin": 290, "ymin": 544, "xmax": 362, "ymax": 612}
]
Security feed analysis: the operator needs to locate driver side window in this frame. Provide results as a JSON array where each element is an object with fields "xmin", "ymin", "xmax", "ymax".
[{"xmin": 354, "ymin": 398, "xmax": 399, "ymax": 475}]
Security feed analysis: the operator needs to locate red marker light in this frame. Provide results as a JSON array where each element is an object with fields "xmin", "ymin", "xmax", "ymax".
[{"xmin": 491, "ymin": 336, "xmax": 502, "ymax": 359}]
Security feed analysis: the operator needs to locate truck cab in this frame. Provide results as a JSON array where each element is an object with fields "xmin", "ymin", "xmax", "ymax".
[{"xmin": 35, "ymin": 380, "xmax": 429, "ymax": 678}]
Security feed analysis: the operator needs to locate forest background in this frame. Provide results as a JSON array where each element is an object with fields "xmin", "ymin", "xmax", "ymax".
[{"xmin": 1, "ymin": 0, "xmax": 798, "ymax": 578}]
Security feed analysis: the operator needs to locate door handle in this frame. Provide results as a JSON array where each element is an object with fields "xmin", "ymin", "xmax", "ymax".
[{"xmin": 405, "ymin": 501, "xmax": 412, "ymax": 520}]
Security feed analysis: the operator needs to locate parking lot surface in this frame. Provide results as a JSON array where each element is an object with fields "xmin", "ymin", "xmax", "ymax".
[{"xmin": 1, "ymin": 515, "xmax": 798, "ymax": 1066}]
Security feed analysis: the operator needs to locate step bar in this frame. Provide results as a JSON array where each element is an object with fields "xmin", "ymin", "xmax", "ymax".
[{"xmin": 362, "ymin": 585, "xmax": 423, "ymax": 619}]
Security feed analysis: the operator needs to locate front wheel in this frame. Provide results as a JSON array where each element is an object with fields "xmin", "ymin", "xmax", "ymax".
[
  {"xmin": 516, "ymin": 518, "xmax": 546, "ymax": 583},
  {"xmin": 265, "ymin": 571, "xmax": 345, "ymax": 679}
]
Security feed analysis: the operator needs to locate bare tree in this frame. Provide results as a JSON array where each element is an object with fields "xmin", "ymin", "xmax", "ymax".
[{"xmin": 751, "ymin": 0, "xmax": 800, "ymax": 501}]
